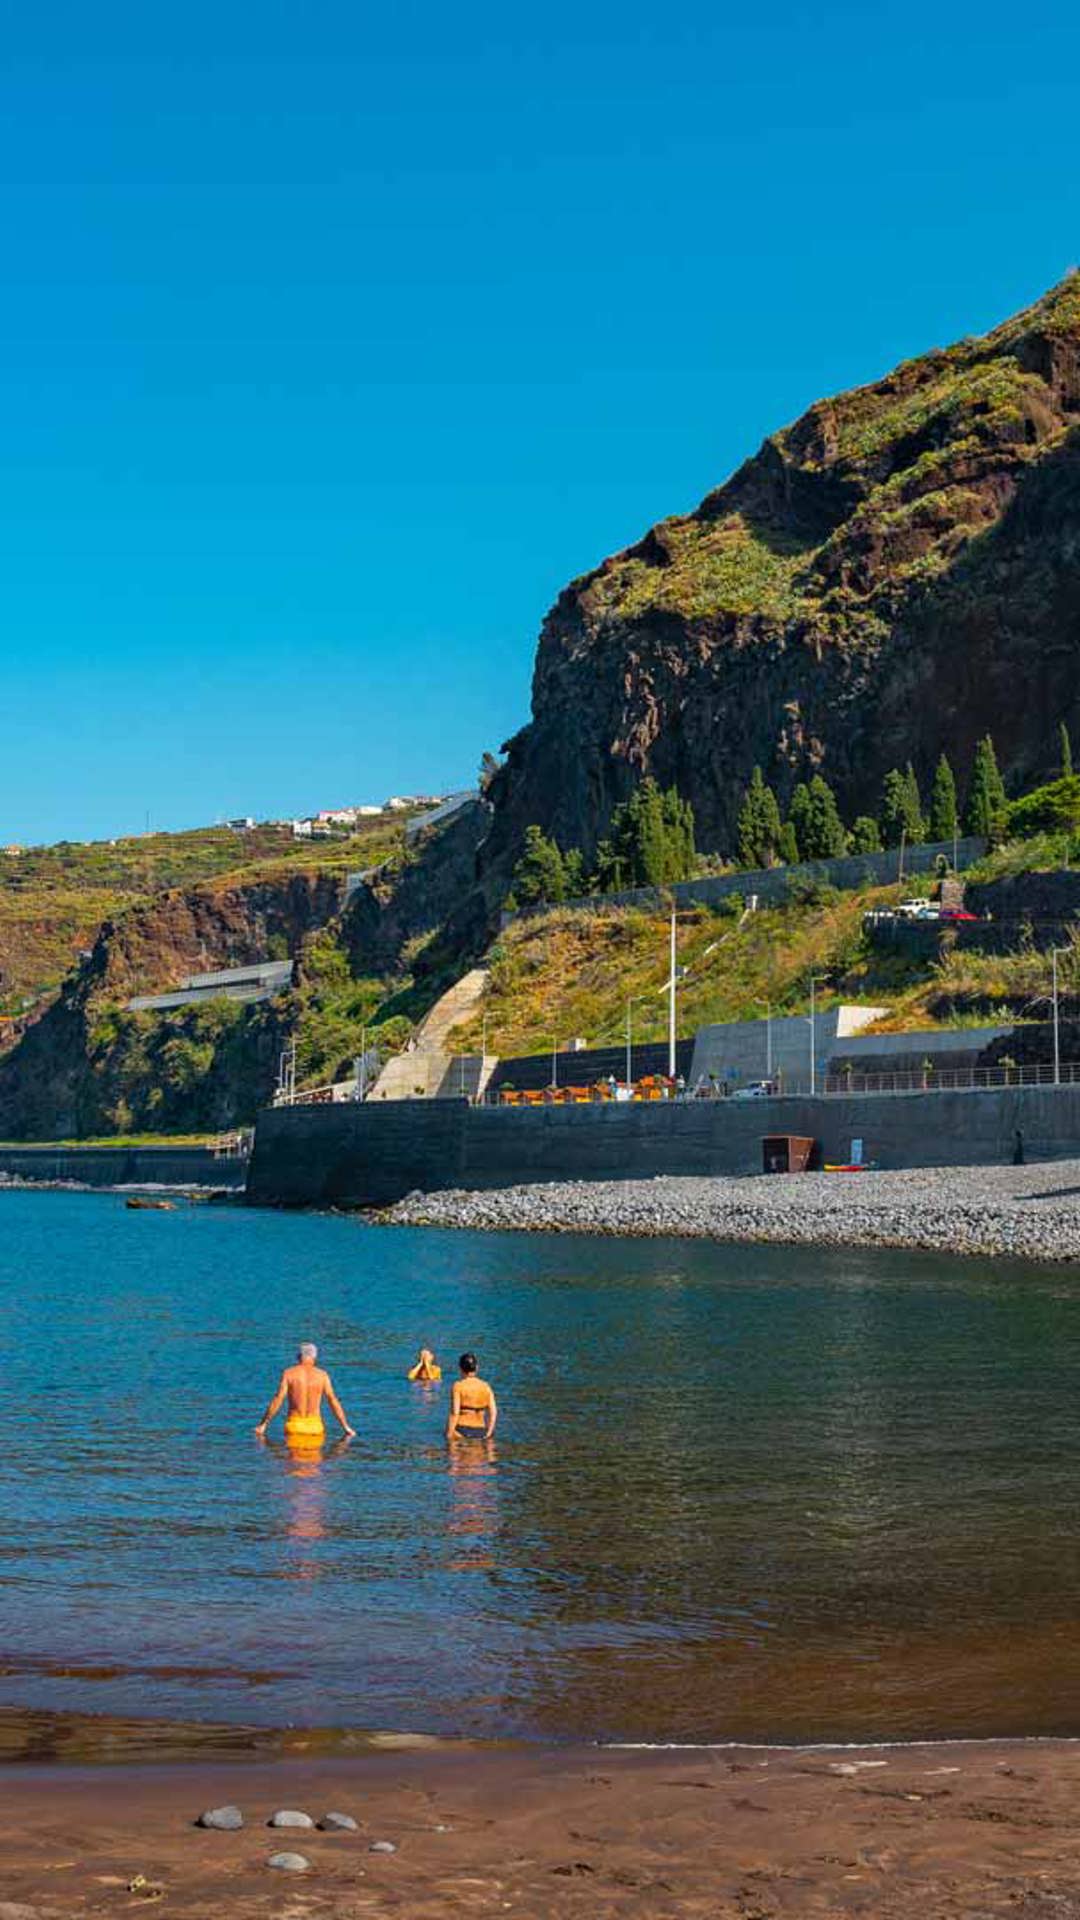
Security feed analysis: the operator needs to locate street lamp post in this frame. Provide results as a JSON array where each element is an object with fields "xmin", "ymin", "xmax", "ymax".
[
  {"xmin": 1052, "ymin": 947, "xmax": 1068, "ymax": 1086},
  {"xmin": 755, "ymin": 999, "xmax": 772, "ymax": 1080},
  {"xmin": 668, "ymin": 907, "xmax": 677, "ymax": 1079},
  {"xmin": 809, "ymin": 977, "xmax": 826, "ymax": 1095},
  {"xmin": 551, "ymin": 1035, "xmax": 558, "ymax": 1090}
]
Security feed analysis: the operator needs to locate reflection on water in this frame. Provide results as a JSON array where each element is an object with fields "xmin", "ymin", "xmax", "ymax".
[
  {"xmin": 3, "ymin": 1188, "xmax": 1080, "ymax": 1744},
  {"xmin": 447, "ymin": 1439, "xmax": 499, "ymax": 1572},
  {"xmin": 260, "ymin": 1432, "xmax": 355, "ymax": 1581}
]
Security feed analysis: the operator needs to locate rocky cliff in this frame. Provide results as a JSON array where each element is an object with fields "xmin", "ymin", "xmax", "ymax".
[{"xmin": 485, "ymin": 275, "xmax": 1080, "ymax": 866}]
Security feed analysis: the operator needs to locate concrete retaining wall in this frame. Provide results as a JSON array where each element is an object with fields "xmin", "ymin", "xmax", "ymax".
[
  {"xmin": 503, "ymin": 837, "xmax": 986, "ymax": 928},
  {"xmin": 246, "ymin": 1084, "xmax": 1080, "ymax": 1208},
  {"xmin": 0, "ymin": 1144, "xmax": 248, "ymax": 1189}
]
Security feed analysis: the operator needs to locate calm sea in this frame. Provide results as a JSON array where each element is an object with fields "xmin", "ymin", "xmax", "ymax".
[{"xmin": 2, "ymin": 1187, "xmax": 1080, "ymax": 1751}]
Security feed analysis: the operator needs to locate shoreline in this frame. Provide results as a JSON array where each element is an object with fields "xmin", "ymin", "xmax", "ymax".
[
  {"xmin": 4, "ymin": 1736, "xmax": 1080, "ymax": 1915},
  {"xmin": 379, "ymin": 1159, "xmax": 1080, "ymax": 1262}
]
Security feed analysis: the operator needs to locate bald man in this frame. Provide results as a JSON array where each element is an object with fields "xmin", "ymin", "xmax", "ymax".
[{"xmin": 255, "ymin": 1343, "xmax": 355, "ymax": 1443}]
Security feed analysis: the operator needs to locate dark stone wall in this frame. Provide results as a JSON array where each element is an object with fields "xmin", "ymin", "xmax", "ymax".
[
  {"xmin": 246, "ymin": 1085, "xmax": 1080, "ymax": 1208},
  {"xmin": 0, "ymin": 1145, "xmax": 247, "ymax": 1188}
]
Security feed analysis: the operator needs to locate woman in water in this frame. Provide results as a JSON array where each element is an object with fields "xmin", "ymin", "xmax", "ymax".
[
  {"xmin": 407, "ymin": 1346, "xmax": 442, "ymax": 1382},
  {"xmin": 446, "ymin": 1351, "xmax": 497, "ymax": 1441}
]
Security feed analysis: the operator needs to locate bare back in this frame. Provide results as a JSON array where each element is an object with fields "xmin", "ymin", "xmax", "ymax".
[
  {"xmin": 452, "ymin": 1375, "xmax": 494, "ymax": 1428},
  {"xmin": 284, "ymin": 1362, "xmax": 330, "ymax": 1419}
]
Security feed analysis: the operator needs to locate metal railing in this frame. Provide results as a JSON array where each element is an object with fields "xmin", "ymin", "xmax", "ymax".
[{"xmin": 820, "ymin": 1061, "xmax": 1080, "ymax": 1096}]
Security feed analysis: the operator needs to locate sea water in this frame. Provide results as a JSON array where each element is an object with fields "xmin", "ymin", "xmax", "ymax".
[{"xmin": 2, "ymin": 1187, "xmax": 1080, "ymax": 1748}]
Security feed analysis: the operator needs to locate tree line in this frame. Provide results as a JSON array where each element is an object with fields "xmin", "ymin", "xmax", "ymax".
[
  {"xmin": 508, "ymin": 727, "xmax": 1076, "ymax": 909},
  {"xmin": 508, "ymin": 779, "xmax": 696, "ymax": 909},
  {"xmin": 736, "ymin": 736, "xmax": 1015, "ymax": 869}
]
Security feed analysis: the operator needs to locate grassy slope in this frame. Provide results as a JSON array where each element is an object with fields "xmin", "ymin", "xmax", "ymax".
[
  {"xmin": 580, "ymin": 274, "xmax": 1080, "ymax": 634},
  {"xmin": 447, "ymin": 840, "xmax": 1080, "ymax": 1060},
  {"xmin": 0, "ymin": 813, "xmax": 420, "ymax": 1017}
]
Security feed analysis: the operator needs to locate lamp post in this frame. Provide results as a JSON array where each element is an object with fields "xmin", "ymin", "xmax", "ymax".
[
  {"xmin": 1052, "ymin": 947, "xmax": 1068, "ymax": 1086},
  {"xmin": 626, "ymin": 995, "xmax": 647, "ymax": 1088},
  {"xmin": 809, "ymin": 977, "xmax": 826, "ymax": 1095},
  {"xmin": 755, "ymin": 999, "xmax": 772, "ymax": 1080},
  {"xmin": 668, "ymin": 906, "xmax": 677, "ymax": 1079},
  {"xmin": 551, "ymin": 1035, "xmax": 558, "ymax": 1090}
]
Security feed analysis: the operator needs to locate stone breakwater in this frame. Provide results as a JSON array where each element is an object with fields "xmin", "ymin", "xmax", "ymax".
[{"xmin": 380, "ymin": 1161, "xmax": 1080, "ymax": 1262}]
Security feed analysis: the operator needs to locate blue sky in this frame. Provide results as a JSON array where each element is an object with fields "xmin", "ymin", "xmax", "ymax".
[{"xmin": 1, "ymin": 0, "xmax": 1077, "ymax": 842}]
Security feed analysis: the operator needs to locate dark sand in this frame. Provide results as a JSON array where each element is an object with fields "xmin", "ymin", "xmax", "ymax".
[{"xmin": 3, "ymin": 1739, "xmax": 1080, "ymax": 1917}]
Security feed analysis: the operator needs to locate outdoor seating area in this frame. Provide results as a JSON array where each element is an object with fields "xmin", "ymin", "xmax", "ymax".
[{"xmin": 499, "ymin": 1074, "xmax": 677, "ymax": 1106}]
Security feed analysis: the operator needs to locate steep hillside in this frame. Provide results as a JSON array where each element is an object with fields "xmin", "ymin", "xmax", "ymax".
[
  {"xmin": 0, "ymin": 802, "xmax": 491, "ymax": 1138},
  {"xmin": 0, "ymin": 812, "xmax": 422, "ymax": 1025},
  {"xmin": 448, "ymin": 864, "xmax": 1080, "ymax": 1064},
  {"xmin": 485, "ymin": 275, "xmax": 1080, "ymax": 870}
]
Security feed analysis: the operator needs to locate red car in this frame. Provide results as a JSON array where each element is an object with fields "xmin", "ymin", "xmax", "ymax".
[{"xmin": 940, "ymin": 908, "xmax": 979, "ymax": 922}]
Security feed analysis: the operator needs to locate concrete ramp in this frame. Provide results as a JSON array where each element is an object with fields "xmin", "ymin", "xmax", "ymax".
[{"xmin": 371, "ymin": 968, "xmax": 490, "ymax": 1101}]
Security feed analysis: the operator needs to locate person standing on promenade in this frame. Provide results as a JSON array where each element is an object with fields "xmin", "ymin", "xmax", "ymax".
[
  {"xmin": 446, "ymin": 1351, "xmax": 497, "ymax": 1441},
  {"xmin": 254, "ymin": 1343, "xmax": 355, "ymax": 1444}
]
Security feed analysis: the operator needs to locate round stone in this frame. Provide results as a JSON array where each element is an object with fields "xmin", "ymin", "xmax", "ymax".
[
  {"xmin": 197, "ymin": 1805, "xmax": 243, "ymax": 1831},
  {"xmin": 268, "ymin": 1809, "xmax": 315, "ymax": 1829},
  {"xmin": 268, "ymin": 1852, "xmax": 310, "ymax": 1872},
  {"xmin": 318, "ymin": 1811, "xmax": 358, "ymax": 1832},
  {"xmin": 369, "ymin": 1840, "xmax": 397, "ymax": 1854}
]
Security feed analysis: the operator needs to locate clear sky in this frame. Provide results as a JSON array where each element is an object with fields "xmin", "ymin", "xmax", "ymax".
[{"xmin": 1, "ymin": 0, "xmax": 1077, "ymax": 842}]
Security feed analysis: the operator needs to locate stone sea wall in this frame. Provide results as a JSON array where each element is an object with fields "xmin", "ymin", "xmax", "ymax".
[
  {"xmin": 0, "ymin": 1143, "xmax": 247, "ymax": 1189},
  {"xmin": 246, "ymin": 1084, "xmax": 1080, "ymax": 1208}
]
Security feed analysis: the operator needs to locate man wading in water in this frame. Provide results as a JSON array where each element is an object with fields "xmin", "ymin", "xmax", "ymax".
[
  {"xmin": 255, "ymin": 1343, "xmax": 356, "ymax": 1444},
  {"xmin": 446, "ymin": 1351, "xmax": 497, "ymax": 1442}
]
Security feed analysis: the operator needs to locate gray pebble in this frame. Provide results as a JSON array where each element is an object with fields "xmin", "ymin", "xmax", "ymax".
[
  {"xmin": 268, "ymin": 1809, "xmax": 314, "ymax": 1829},
  {"xmin": 378, "ymin": 1163, "xmax": 1080, "ymax": 1265},
  {"xmin": 197, "ymin": 1804, "xmax": 243, "ymax": 1831},
  {"xmin": 318, "ymin": 1811, "xmax": 358, "ymax": 1832},
  {"xmin": 268, "ymin": 1852, "xmax": 310, "ymax": 1872},
  {"xmin": 369, "ymin": 1840, "xmax": 397, "ymax": 1854}
]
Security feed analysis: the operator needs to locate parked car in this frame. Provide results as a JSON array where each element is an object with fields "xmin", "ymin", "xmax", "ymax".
[
  {"xmin": 731, "ymin": 1080, "xmax": 776, "ymax": 1100},
  {"xmin": 940, "ymin": 908, "xmax": 979, "ymax": 922}
]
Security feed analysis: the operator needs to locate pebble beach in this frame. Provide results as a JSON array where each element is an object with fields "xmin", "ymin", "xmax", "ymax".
[{"xmin": 382, "ymin": 1160, "xmax": 1080, "ymax": 1262}]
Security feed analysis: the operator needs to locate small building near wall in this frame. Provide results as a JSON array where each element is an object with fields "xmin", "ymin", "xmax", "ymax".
[{"xmin": 128, "ymin": 959, "xmax": 294, "ymax": 1013}]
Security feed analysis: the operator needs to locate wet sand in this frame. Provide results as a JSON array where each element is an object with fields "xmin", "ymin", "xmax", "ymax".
[{"xmin": 3, "ymin": 1739, "xmax": 1080, "ymax": 1917}]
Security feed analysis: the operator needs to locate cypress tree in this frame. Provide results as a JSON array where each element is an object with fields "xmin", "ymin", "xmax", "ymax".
[
  {"xmin": 661, "ymin": 785, "xmax": 697, "ymax": 880},
  {"xmin": 879, "ymin": 768, "xmax": 909, "ymax": 847},
  {"xmin": 803, "ymin": 776, "xmax": 848, "ymax": 859},
  {"xmin": 964, "ymin": 735, "xmax": 1007, "ymax": 839},
  {"xmin": 737, "ymin": 767, "xmax": 782, "ymax": 868},
  {"xmin": 1062, "ymin": 722, "xmax": 1074, "ymax": 780},
  {"xmin": 928, "ymin": 753, "xmax": 958, "ymax": 845},
  {"xmin": 562, "ymin": 848, "xmax": 587, "ymax": 897},
  {"xmin": 903, "ymin": 762, "xmax": 926, "ymax": 843},
  {"xmin": 850, "ymin": 815, "xmax": 882, "ymax": 853},
  {"xmin": 788, "ymin": 782, "xmax": 812, "ymax": 861},
  {"xmin": 511, "ymin": 825, "xmax": 566, "ymax": 906},
  {"xmin": 778, "ymin": 820, "xmax": 799, "ymax": 864},
  {"xmin": 635, "ymin": 779, "xmax": 668, "ymax": 885}
]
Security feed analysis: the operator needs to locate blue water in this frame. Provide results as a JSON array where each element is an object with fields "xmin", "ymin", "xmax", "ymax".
[{"xmin": 3, "ymin": 1188, "xmax": 1080, "ymax": 1747}]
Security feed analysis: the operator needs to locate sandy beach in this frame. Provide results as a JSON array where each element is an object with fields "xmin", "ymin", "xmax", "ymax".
[
  {"xmin": 381, "ymin": 1159, "xmax": 1080, "ymax": 1261},
  {"xmin": 3, "ymin": 1738, "xmax": 1080, "ymax": 1917}
]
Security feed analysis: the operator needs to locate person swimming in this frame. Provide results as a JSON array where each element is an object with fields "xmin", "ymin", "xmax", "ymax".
[
  {"xmin": 407, "ymin": 1346, "xmax": 442, "ymax": 1382},
  {"xmin": 254, "ymin": 1343, "xmax": 356, "ymax": 1443},
  {"xmin": 446, "ymin": 1351, "xmax": 497, "ymax": 1441}
]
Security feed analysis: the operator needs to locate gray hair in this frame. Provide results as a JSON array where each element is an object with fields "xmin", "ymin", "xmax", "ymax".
[{"xmin": 298, "ymin": 1342, "xmax": 318, "ymax": 1362}]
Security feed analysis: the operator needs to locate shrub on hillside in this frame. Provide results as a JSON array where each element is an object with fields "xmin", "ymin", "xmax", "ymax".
[{"xmin": 1007, "ymin": 775, "xmax": 1080, "ymax": 837}]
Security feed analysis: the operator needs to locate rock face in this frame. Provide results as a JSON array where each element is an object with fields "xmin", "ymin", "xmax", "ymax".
[{"xmin": 485, "ymin": 276, "xmax": 1080, "ymax": 865}]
